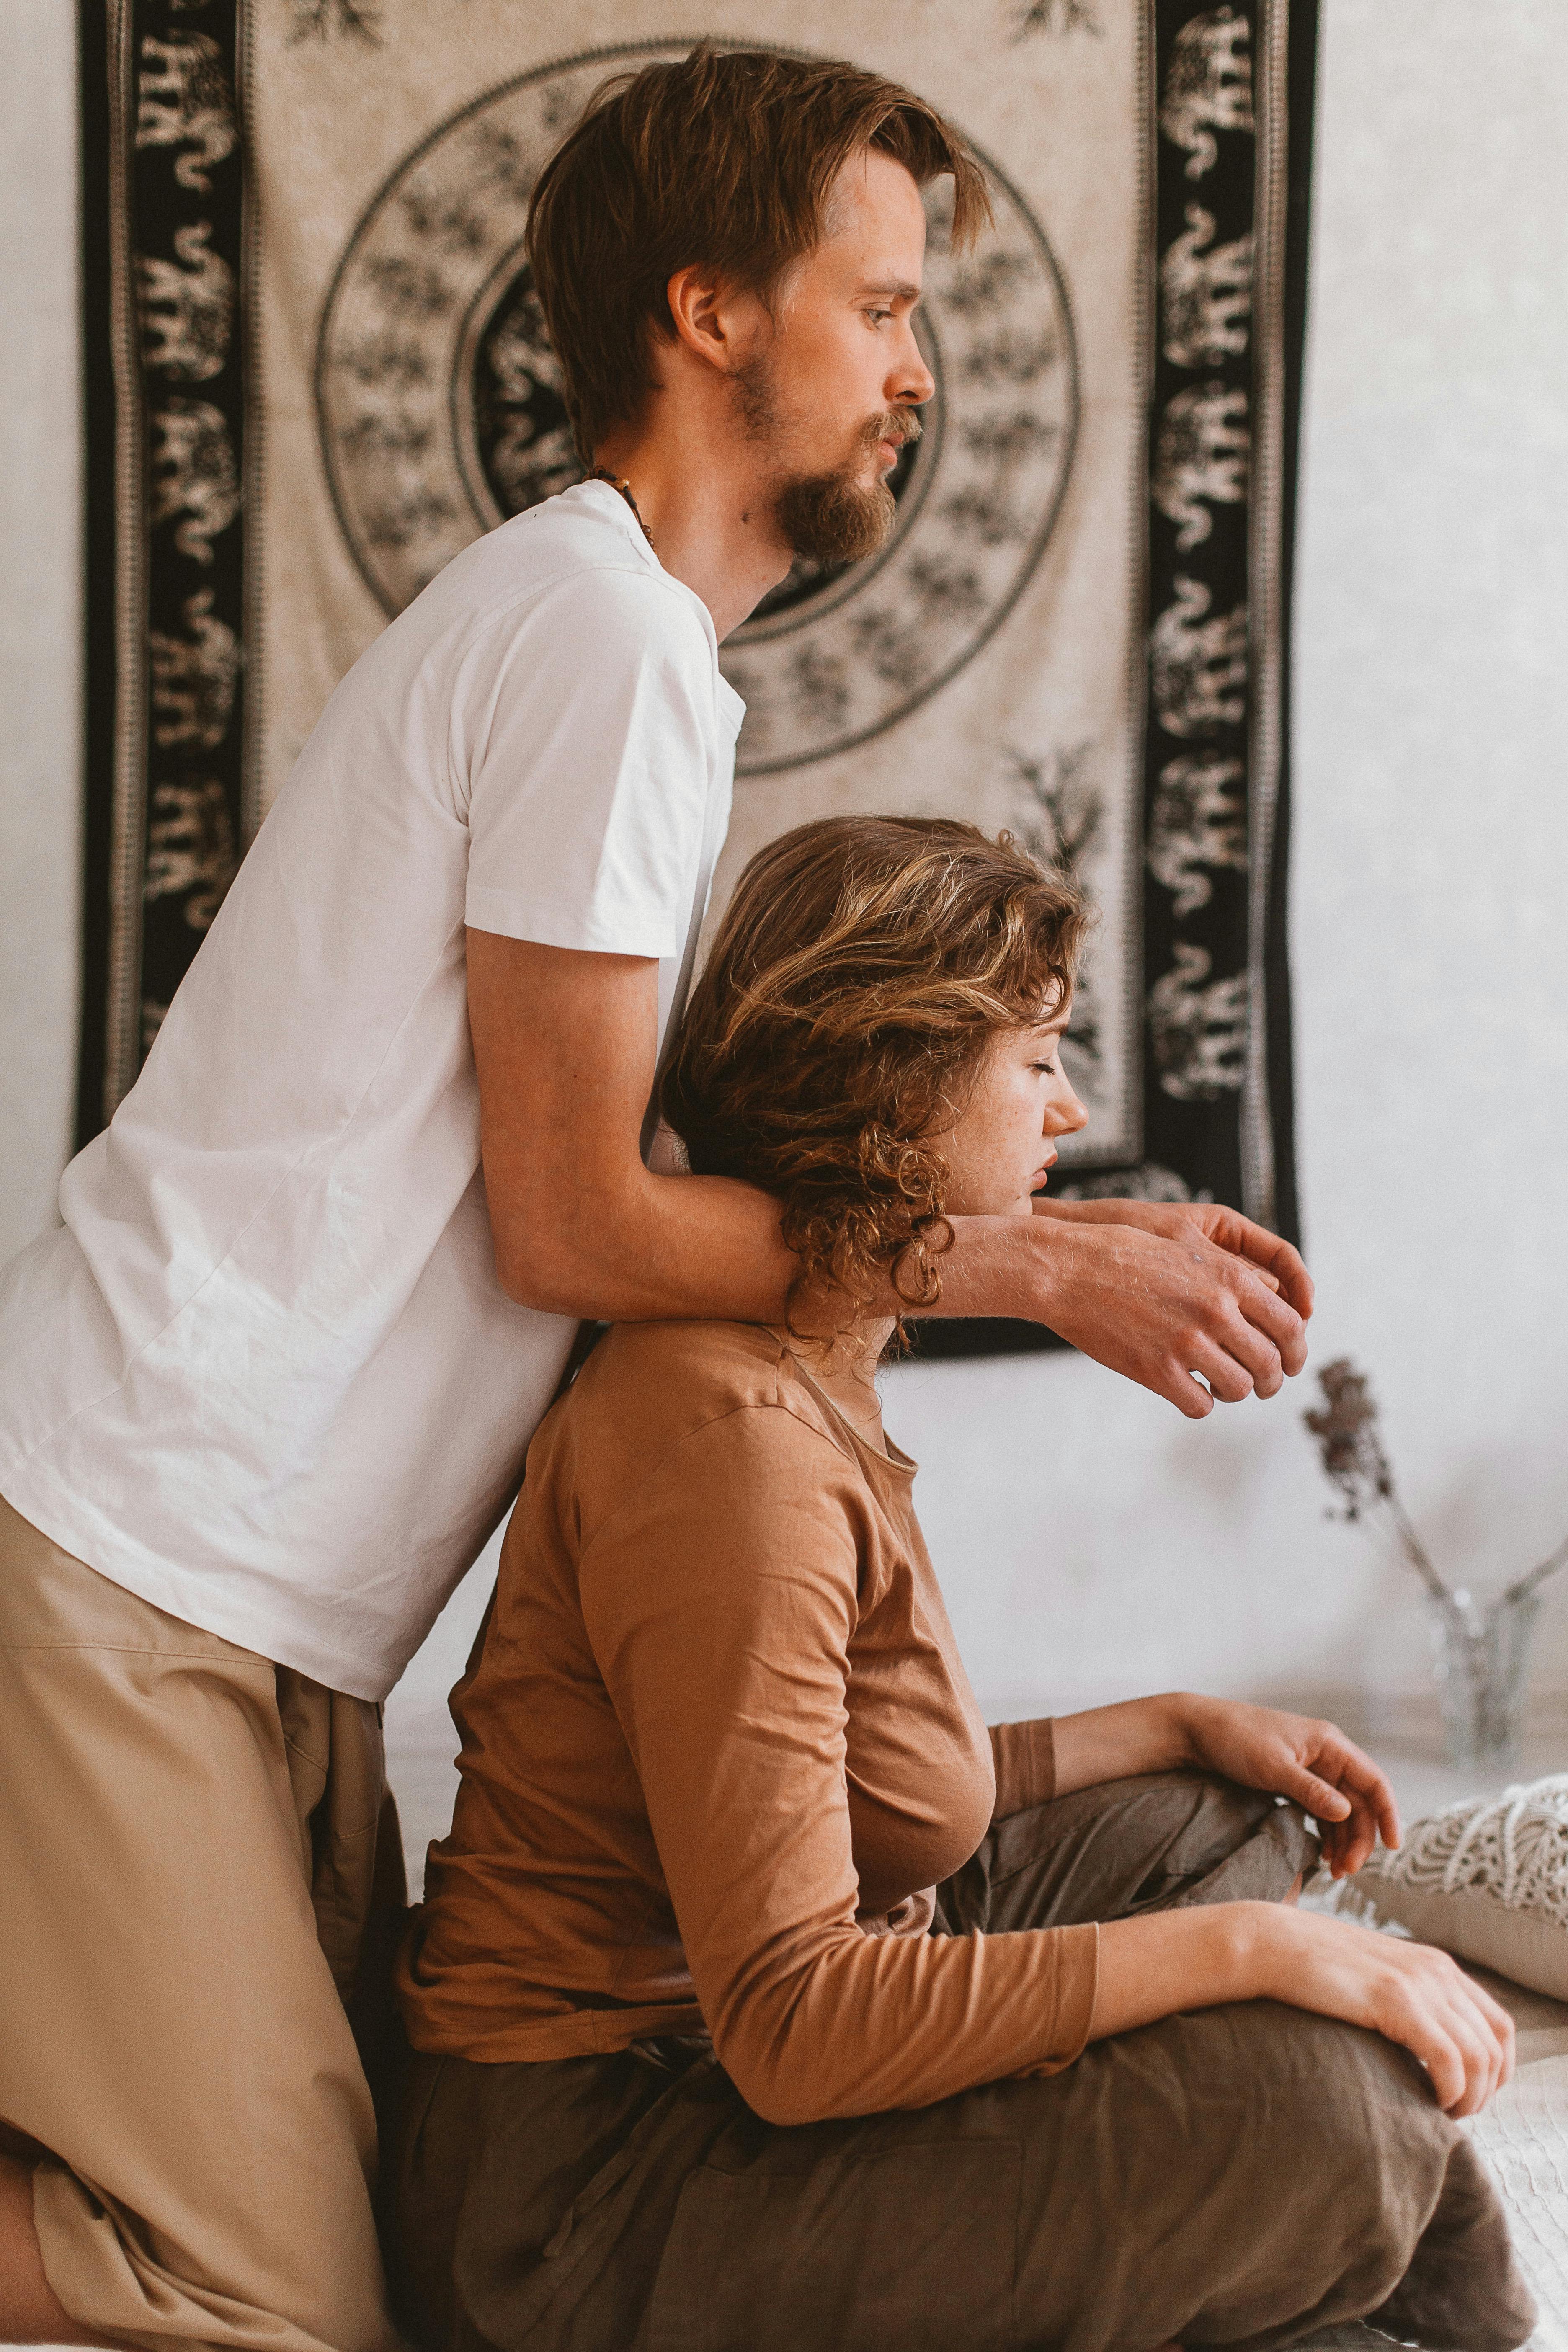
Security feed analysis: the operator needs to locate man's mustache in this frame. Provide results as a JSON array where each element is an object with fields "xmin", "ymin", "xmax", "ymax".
[{"xmin": 862, "ymin": 409, "xmax": 923, "ymax": 452}]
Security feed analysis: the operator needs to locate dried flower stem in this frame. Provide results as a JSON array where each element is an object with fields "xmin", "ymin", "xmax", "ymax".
[
  {"xmin": 1505, "ymin": 1532, "xmax": 1568, "ymax": 1610},
  {"xmin": 1304, "ymin": 1356, "xmax": 1568, "ymax": 1617},
  {"xmin": 1378, "ymin": 1493, "xmax": 1451, "ymax": 1604}
]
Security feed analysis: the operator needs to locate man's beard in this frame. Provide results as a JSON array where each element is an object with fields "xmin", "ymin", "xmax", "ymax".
[{"xmin": 735, "ymin": 359, "xmax": 922, "ymax": 567}]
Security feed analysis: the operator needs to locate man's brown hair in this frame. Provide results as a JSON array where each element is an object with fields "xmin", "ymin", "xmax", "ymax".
[
  {"xmin": 526, "ymin": 46, "xmax": 991, "ymax": 461},
  {"xmin": 661, "ymin": 816, "xmax": 1087, "ymax": 1335}
]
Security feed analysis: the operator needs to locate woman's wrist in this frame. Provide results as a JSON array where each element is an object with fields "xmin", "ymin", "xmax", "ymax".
[
  {"xmin": 1089, "ymin": 1899, "xmax": 1293, "ymax": 2039},
  {"xmin": 1051, "ymin": 1693, "xmax": 1197, "ymax": 1795}
]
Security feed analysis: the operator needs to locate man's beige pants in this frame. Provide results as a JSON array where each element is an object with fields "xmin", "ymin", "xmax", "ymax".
[{"xmin": 0, "ymin": 1496, "xmax": 403, "ymax": 2352}]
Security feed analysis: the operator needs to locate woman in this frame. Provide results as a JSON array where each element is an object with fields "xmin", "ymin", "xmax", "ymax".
[{"xmin": 391, "ymin": 818, "xmax": 1529, "ymax": 2352}]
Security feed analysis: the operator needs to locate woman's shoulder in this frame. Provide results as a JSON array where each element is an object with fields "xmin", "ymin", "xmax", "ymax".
[
  {"xmin": 583, "ymin": 1318, "xmax": 842, "ymax": 1440},
  {"xmin": 531, "ymin": 1321, "xmax": 856, "ymax": 1516}
]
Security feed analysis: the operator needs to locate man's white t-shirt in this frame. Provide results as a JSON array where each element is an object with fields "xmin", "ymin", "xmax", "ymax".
[{"xmin": 0, "ymin": 481, "xmax": 743, "ymax": 1700}]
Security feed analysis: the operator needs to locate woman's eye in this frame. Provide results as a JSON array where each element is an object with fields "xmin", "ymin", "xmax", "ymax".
[{"xmin": 1033, "ymin": 1060, "xmax": 1059, "ymax": 1076}]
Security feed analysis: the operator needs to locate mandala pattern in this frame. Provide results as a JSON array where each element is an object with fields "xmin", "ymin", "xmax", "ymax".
[{"xmin": 315, "ymin": 46, "xmax": 1076, "ymax": 775}]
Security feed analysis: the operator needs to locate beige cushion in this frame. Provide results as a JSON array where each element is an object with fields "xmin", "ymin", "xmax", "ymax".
[{"xmin": 1343, "ymin": 1774, "xmax": 1568, "ymax": 2006}]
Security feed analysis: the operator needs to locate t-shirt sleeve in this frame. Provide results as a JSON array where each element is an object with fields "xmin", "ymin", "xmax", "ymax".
[
  {"xmin": 577, "ymin": 1407, "xmax": 1099, "ymax": 2127},
  {"xmin": 989, "ymin": 1718, "xmax": 1057, "ymax": 1819},
  {"xmin": 460, "ymin": 566, "xmax": 714, "ymax": 957}
]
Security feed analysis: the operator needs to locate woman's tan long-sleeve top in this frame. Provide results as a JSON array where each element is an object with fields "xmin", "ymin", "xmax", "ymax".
[{"xmin": 397, "ymin": 1320, "xmax": 1098, "ymax": 2125}]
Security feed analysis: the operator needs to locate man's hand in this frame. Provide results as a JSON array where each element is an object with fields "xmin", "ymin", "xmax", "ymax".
[
  {"xmin": 960, "ymin": 1210, "xmax": 1308, "ymax": 1417},
  {"xmin": 1035, "ymin": 1194, "xmax": 1313, "ymax": 1320},
  {"xmin": 1176, "ymin": 1694, "xmax": 1401, "ymax": 1877}
]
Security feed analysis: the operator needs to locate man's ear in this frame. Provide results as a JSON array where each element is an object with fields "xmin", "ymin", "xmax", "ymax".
[{"xmin": 664, "ymin": 263, "xmax": 756, "ymax": 377}]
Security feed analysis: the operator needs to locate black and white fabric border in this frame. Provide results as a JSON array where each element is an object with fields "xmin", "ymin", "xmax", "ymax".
[
  {"xmin": 80, "ymin": 0, "xmax": 251, "ymax": 1136},
  {"xmin": 919, "ymin": 0, "xmax": 1314, "ymax": 1358}
]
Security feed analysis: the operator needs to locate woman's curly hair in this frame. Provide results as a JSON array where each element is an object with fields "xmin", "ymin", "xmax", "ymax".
[{"xmin": 660, "ymin": 815, "xmax": 1089, "ymax": 1334}]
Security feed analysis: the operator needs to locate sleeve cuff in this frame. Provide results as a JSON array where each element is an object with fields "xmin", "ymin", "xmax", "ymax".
[
  {"xmin": 988, "ymin": 1717, "xmax": 1057, "ymax": 1820},
  {"xmin": 464, "ymin": 885, "xmax": 680, "ymax": 958},
  {"xmin": 1019, "ymin": 1919, "xmax": 1100, "ymax": 2078}
]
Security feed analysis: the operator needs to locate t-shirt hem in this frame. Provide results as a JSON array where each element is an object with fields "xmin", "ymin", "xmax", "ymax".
[
  {"xmin": 400, "ymin": 1999, "xmax": 708, "ymax": 2063},
  {"xmin": 464, "ymin": 888, "xmax": 681, "ymax": 958},
  {"xmin": 0, "ymin": 1465, "xmax": 397, "ymax": 1702}
]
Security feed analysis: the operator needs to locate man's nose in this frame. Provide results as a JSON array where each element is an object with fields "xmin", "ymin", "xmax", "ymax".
[{"xmin": 892, "ymin": 323, "xmax": 936, "ymax": 408}]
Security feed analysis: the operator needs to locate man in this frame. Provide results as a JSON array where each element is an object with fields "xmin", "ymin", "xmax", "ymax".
[{"xmin": 0, "ymin": 46, "xmax": 1310, "ymax": 2352}]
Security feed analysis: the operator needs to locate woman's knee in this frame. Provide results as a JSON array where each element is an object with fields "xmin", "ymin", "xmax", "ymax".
[{"xmin": 970, "ymin": 1770, "xmax": 1310, "ymax": 1934}]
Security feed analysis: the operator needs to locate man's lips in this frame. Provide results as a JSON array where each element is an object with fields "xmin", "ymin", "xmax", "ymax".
[{"xmin": 869, "ymin": 415, "xmax": 921, "ymax": 471}]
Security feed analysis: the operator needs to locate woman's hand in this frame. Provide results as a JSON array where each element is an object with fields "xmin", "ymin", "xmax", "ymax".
[
  {"xmin": 1175, "ymin": 1696, "xmax": 1400, "ymax": 1876},
  {"xmin": 1091, "ymin": 1903, "xmax": 1516, "ymax": 2118},
  {"xmin": 1052, "ymin": 1694, "xmax": 1399, "ymax": 1877},
  {"xmin": 1248, "ymin": 1906, "xmax": 1516, "ymax": 2116}
]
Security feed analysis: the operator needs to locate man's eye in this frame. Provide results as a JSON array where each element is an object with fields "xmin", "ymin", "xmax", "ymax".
[{"xmin": 866, "ymin": 308, "xmax": 893, "ymax": 326}]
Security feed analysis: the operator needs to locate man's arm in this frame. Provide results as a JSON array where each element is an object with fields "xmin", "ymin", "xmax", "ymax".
[
  {"xmin": 1034, "ymin": 1193, "xmax": 1313, "ymax": 1319},
  {"xmin": 467, "ymin": 933, "xmax": 1308, "ymax": 1418}
]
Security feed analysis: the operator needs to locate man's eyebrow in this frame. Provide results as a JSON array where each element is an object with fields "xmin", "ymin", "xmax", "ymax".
[{"xmin": 855, "ymin": 278, "xmax": 922, "ymax": 302}]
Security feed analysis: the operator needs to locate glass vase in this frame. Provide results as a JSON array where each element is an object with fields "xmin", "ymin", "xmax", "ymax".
[{"xmin": 1425, "ymin": 1586, "xmax": 1542, "ymax": 1768}]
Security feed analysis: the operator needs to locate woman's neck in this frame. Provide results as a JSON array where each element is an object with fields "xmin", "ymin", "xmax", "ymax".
[{"xmin": 784, "ymin": 1319, "xmax": 895, "ymax": 1434}]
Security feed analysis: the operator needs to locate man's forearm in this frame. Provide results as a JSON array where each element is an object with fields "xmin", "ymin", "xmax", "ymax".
[
  {"xmin": 469, "ymin": 933, "xmax": 1303, "ymax": 1408},
  {"xmin": 491, "ymin": 1161, "xmax": 797, "ymax": 1322},
  {"xmin": 495, "ymin": 1160, "xmax": 1302, "ymax": 1423},
  {"xmin": 492, "ymin": 1155, "xmax": 1068, "ymax": 1327}
]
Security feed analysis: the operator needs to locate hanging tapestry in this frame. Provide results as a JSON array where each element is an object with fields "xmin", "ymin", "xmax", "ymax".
[{"xmin": 79, "ymin": 0, "xmax": 1316, "ymax": 1354}]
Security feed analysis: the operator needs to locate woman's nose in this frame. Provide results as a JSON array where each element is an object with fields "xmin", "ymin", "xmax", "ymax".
[{"xmin": 1047, "ymin": 1090, "xmax": 1090, "ymax": 1136}]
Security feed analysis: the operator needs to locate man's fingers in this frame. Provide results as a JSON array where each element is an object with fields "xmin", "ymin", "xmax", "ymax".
[
  {"xmin": 1164, "ymin": 1368, "xmax": 1215, "ymax": 1419},
  {"xmin": 1388, "ymin": 1955, "xmax": 1514, "ymax": 2115},
  {"xmin": 1184, "ymin": 1338, "xmax": 1256, "ymax": 1406},
  {"xmin": 1460, "ymin": 1969, "xmax": 1517, "ymax": 2055},
  {"xmin": 1206, "ymin": 1296, "xmax": 1289, "ymax": 1398},
  {"xmin": 1229, "ymin": 1271, "xmax": 1307, "ymax": 1375},
  {"xmin": 1445, "ymin": 1988, "xmax": 1509, "ymax": 2115},
  {"xmin": 1322, "ymin": 1810, "xmax": 1377, "ymax": 1877},
  {"xmin": 1196, "ymin": 1207, "xmax": 1315, "ymax": 1321},
  {"xmin": 1408, "ymin": 2012, "xmax": 1467, "ymax": 2112}
]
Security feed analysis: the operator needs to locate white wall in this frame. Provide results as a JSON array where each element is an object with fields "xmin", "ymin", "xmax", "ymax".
[
  {"xmin": 5, "ymin": 2, "xmax": 1568, "ymax": 1736},
  {"xmin": 886, "ymin": 0, "xmax": 1568, "ymax": 1723},
  {"xmin": 0, "ymin": 1, "xmax": 80, "ymax": 1267}
]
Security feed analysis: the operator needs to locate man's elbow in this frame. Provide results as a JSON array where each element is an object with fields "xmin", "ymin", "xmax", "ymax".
[{"xmin": 489, "ymin": 1205, "xmax": 606, "ymax": 1319}]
